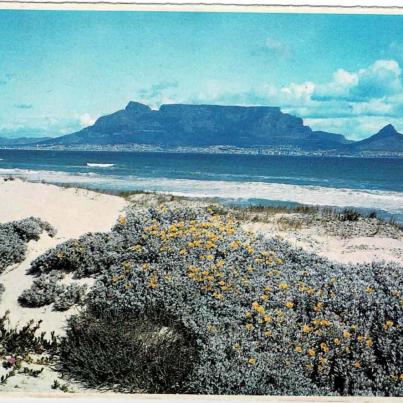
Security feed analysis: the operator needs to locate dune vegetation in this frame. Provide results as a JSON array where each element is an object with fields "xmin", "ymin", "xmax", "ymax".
[
  {"xmin": 0, "ymin": 217, "xmax": 56, "ymax": 274},
  {"xmin": 7, "ymin": 206, "xmax": 400, "ymax": 396}
]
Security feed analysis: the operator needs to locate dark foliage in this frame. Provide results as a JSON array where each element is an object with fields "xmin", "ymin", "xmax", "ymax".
[
  {"xmin": 0, "ymin": 311, "xmax": 59, "ymax": 358},
  {"xmin": 59, "ymin": 310, "xmax": 198, "ymax": 393}
]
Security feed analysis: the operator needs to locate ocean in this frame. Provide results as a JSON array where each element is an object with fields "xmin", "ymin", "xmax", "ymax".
[{"xmin": 0, "ymin": 149, "xmax": 402, "ymax": 222}]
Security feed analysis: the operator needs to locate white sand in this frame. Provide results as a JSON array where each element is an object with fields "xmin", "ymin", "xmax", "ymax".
[
  {"xmin": 0, "ymin": 179, "xmax": 128, "ymax": 393},
  {"xmin": 0, "ymin": 178, "xmax": 128, "ymax": 335},
  {"xmin": 243, "ymin": 221, "xmax": 403, "ymax": 265}
]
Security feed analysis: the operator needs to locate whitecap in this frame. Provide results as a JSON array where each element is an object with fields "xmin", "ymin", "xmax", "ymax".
[
  {"xmin": 1, "ymin": 168, "xmax": 402, "ymax": 216},
  {"xmin": 86, "ymin": 163, "xmax": 114, "ymax": 168}
]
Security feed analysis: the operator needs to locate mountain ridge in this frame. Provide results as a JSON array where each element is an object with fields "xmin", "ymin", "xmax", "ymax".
[
  {"xmin": 37, "ymin": 101, "xmax": 352, "ymax": 150},
  {"xmin": 1, "ymin": 102, "xmax": 402, "ymax": 154}
]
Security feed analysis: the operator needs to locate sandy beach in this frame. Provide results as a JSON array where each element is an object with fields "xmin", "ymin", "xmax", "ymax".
[
  {"xmin": 0, "ymin": 178, "xmax": 128, "ymax": 335},
  {"xmin": 1, "ymin": 178, "xmax": 402, "ymax": 335},
  {"xmin": 0, "ymin": 178, "xmax": 402, "ymax": 394}
]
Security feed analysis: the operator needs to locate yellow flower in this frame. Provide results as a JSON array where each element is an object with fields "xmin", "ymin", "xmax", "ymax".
[
  {"xmin": 353, "ymin": 361, "xmax": 361, "ymax": 369},
  {"xmin": 333, "ymin": 338, "xmax": 341, "ymax": 346},
  {"xmin": 384, "ymin": 320, "xmax": 394, "ymax": 330},
  {"xmin": 366, "ymin": 338, "xmax": 373, "ymax": 348},
  {"xmin": 207, "ymin": 254, "xmax": 214, "ymax": 261},
  {"xmin": 279, "ymin": 283, "xmax": 289, "ymax": 290},
  {"xmin": 248, "ymin": 357, "xmax": 256, "ymax": 365},
  {"xmin": 319, "ymin": 357, "xmax": 327, "ymax": 365},
  {"xmin": 303, "ymin": 324, "xmax": 312, "ymax": 334},
  {"xmin": 245, "ymin": 311, "xmax": 252, "ymax": 318},
  {"xmin": 252, "ymin": 301, "xmax": 265, "ymax": 315},
  {"xmin": 357, "ymin": 335, "xmax": 365, "ymax": 343},
  {"xmin": 118, "ymin": 216, "xmax": 126, "ymax": 225},
  {"xmin": 285, "ymin": 301, "xmax": 294, "ymax": 309},
  {"xmin": 216, "ymin": 259, "xmax": 225, "ymax": 268},
  {"xmin": 295, "ymin": 346, "xmax": 303, "ymax": 353},
  {"xmin": 229, "ymin": 241, "xmax": 239, "ymax": 250},
  {"xmin": 148, "ymin": 274, "xmax": 158, "ymax": 289},
  {"xmin": 132, "ymin": 244, "xmax": 142, "ymax": 252},
  {"xmin": 313, "ymin": 302, "xmax": 323, "ymax": 312},
  {"xmin": 263, "ymin": 315, "xmax": 272, "ymax": 323},
  {"xmin": 233, "ymin": 343, "xmax": 241, "ymax": 350},
  {"xmin": 263, "ymin": 330, "xmax": 272, "ymax": 337},
  {"xmin": 366, "ymin": 286, "xmax": 374, "ymax": 294},
  {"xmin": 320, "ymin": 343, "xmax": 329, "ymax": 353},
  {"xmin": 245, "ymin": 323, "xmax": 254, "ymax": 331},
  {"xmin": 307, "ymin": 348, "xmax": 316, "ymax": 357},
  {"xmin": 179, "ymin": 249, "xmax": 187, "ymax": 255},
  {"xmin": 260, "ymin": 294, "xmax": 269, "ymax": 301},
  {"xmin": 343, "ymin": 330, "xmax": 351, "ymax": 338}
]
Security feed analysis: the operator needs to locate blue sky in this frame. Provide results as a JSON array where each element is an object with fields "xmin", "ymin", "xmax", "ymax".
[{"xmin": 1, "ymin": 10, "xmax": 403, "ymax": 140}]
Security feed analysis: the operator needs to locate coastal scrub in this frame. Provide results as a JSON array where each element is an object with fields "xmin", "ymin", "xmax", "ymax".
[
  {"xmin": 19, "ymin": 206, "xmax": 403, "ymax": 396},
  {"xmin": 0, "ymin": 217, "xmax": 56, "ymax": 273}
]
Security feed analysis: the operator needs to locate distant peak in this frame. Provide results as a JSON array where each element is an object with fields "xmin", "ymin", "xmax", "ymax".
[
  {"xmin": 376, "ymin": 124, "xmax": 398, "ymax": 137},
  {"xmin": 125, "ymin": 101, "xmax": 151, "ymax": 114}
]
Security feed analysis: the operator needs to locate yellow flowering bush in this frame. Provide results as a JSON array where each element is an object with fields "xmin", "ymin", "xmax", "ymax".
[{"xmin": 21, "ymin": 206, "xmax": 403, "ymax": 396}]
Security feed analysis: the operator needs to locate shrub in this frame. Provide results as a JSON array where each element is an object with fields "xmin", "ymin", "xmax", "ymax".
[
  {"xmin": 24, "ymin": 206, "xmax": 403, "ymax": 396},
  {"xmin": 29, "ymin": 232, "xmax": 126, "ymax": 278},
  {"xmin": 0, "ymin": 311, "xmax": 58, "ymax": 358},
  {"xmin": 338, "ymin": 208, "xmax": 361, "ymax": 222},
  {"xmin": 0, "ymin": 283, "xmax": 4, "ymax": 303},
  {"xmin": 0, "ymin": 217, "xmax": 56, "ymax": 273},
  {"xmin": 53, "ymin": 283, "xmax": 88, "ymax": 311},
  {"xmin": 18, "ymin": 271, "xmax": 87, "ymax": 311},
  {"xmin": 0, "ymin": 311, "xmax": 59, "ymax": 386},
  {"xmin": 18, "ymin": 271, "xmax": 64, "ymax": 308},
  {"xmin": 59, "ymin": 310, "xmax": 198, "ymax": 393}
]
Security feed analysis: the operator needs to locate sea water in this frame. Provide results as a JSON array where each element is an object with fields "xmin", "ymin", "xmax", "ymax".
[{"xmin": 0, "ymin": 149, "xmax": 402, "ymax": 222}]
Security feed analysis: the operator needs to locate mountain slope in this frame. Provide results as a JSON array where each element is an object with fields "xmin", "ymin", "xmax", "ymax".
[
  {"xmin": 39, "ymin": 101, "xmax": 350, "ymax": 150},
  {"xmin": 345, "ymin": 124, "xmax": 403, "ymax": 152}
]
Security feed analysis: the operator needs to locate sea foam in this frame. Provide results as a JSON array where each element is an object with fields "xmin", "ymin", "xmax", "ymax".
[{"xmin": 1, "ymin": 168, "xmax": 402, "ymax": 217}]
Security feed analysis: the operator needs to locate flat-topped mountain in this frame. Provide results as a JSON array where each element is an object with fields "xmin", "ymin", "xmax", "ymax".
[
  {"xmin": 38, "ymin": 101, "xmax": 351, "ymax": 150},
  {"xmin": 2, "ymin": 102, "xmax": 402, "ymax": 155}
]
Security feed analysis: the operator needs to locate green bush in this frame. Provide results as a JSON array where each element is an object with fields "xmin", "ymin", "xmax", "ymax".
[{"xmin": 59, "ymin": 310, "xmax": 198, "ymax": 393}]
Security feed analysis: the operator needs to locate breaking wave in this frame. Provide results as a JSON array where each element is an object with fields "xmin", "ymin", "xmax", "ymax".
[
  {"xmin": 86, "ymin": 163, "xmax": 115, "ymax": 168},
  {"xmin": 1, "ymin": 168, "xmax": 402, "ymax": 217}
]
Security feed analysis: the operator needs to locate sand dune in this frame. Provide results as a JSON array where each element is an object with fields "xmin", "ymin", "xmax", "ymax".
[{"xmin": 0, "ymin": 178, "xmax": 128, "ymax": 335}]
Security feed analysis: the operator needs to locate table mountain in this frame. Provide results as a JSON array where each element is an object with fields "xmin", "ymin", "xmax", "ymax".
[{"xmin": 38, "ymin": 101, "xmax": 350, "ymax": 150}]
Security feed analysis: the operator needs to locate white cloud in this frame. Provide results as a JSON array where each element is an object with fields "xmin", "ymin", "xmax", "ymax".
[
  {"xmin": 79, "ymin": 113, "xmax": 96, "ymax": 127},
  {"xmin": 305, "ymin": 116, "xmax": 403, "ymax": 140},
  {"xmin": 313, "ymin": 59, "xmax": 402, "ymax": 102}
]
